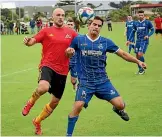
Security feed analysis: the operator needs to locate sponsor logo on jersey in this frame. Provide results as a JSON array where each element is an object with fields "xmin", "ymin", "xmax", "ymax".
[
  {"xmin": 49, "ymin": 34, "xmax": 54, "ymax": 36},
  {"xmin": 65, "ymin": 34, "xmax": 72, "ymax": 39}
]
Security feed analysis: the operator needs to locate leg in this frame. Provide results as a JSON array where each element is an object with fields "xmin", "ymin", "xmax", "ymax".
[
  {"xmin": 95, "ymin": 81, "xmax": 129, "ymax": 121},
  {"xmin": 66, "ymin": 85, "xmax": 93, "ymax": 136},
  {"xmin": 136, "ymin": 52, "xmax": 145, "ymax": 74},
  {"xmin": 67, "ymin": 101, "xmax": 84, "ymax": 136},
  {"xmin": 110, "ymin": 97, "xmax": 129, "ymax": 121},
  {"xmin": 33, "ymin": 67, "xmax": 67, "ymax": 135},
  {"xmin": 22, "ymin": 80, "xmax": 50, "ymax": 116},
  {"xmin": 33, "ymin": 94, "xmax": 60, "ymax": 135}
]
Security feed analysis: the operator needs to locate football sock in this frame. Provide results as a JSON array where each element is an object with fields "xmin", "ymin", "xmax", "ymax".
[
  {"xmin": 29, "ymin": 90, "xmax": 40, "ymax": 105},
  {"xmin": 138, "ymin": 56, "xmax": 145, "ymax": 71},
  {"xmin": 128, "ymin": 44, "xmax": 134, "ymax": 53},
  {"xmin": 35, "ymin": 103, "xmax": 53, "ymax": 123},
  {"xmin": 66, "ymin": 116, "xmax": 79, "ymax": 136}
]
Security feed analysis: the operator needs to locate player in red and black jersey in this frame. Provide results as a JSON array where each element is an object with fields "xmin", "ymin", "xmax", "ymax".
[{"xmin": 22, "ymin": 8, "xmax": 77, "ymax": 135}]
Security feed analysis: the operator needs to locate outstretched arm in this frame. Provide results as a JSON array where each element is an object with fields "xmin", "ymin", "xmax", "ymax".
[{"xmin": 116, "ymin": 49, "xmax": 147, "ymax": 69}]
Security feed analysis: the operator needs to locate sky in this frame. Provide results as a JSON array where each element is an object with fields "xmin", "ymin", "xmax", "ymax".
[{"xmin": 0, "ymin": 0, "xmax": 160, "ymax": 8}]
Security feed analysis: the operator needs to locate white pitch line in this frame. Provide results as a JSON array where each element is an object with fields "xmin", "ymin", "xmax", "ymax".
[{"xmin": 1, "ymin": 68, "xmax": 36, "ymax": 78}]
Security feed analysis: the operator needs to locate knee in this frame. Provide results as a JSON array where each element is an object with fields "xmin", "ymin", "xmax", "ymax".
[
  {"xmin": 116, "ymin": 102, "xmax": 125, "ymax": 110},
  {"xmin": 49, "ymin": 96, "xmax": 60, "ymax": 109},
  {"xmin": 69, "ymin": 101, "xmax": 84, "ymax": 116},
  {"xmin": 37, "ymin": 81, "xmax": 50, "ymax": 95}
]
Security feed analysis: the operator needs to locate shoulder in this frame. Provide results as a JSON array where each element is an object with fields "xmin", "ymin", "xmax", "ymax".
[{"xmin": 100, "ymin": 36, "xmax": 114, "ymax": 43}]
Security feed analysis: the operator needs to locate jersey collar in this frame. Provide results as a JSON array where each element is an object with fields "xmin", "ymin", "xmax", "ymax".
[
  {"xmin": 86, "ymin": 34, "xmax": 100, "ymax": 42},
  {"xmin": 138, "ymin": 19, "xmax": 146, "ymax": 23}
]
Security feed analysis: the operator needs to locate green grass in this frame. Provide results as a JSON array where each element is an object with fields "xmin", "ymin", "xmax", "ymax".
[{"xmin": 1, "ymin": 23, "xmax": 162, "ymax": 136}]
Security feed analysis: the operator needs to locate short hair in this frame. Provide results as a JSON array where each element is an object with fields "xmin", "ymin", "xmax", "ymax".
[
  {"xmin": 90, "ymin": 16, "xmax": 104, "ymax": 26},
  {"xmin": 67, "ymin": 17, "xmax": 74, "ymax": 23},
  {"xmin": 138, "ymin": 10, "xmax": 144, "ymax": 14}
]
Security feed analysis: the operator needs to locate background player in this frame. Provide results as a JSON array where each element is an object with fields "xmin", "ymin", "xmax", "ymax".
[
  {"xmin": 66, "ymin": 18, "xmax": 78, "ymax": 90},
  {"xmin": 65, "ymin": 16, "xmax": 146, "ymax": 136},
  {"xmin": 154, "ymin": 13, "xmax": 162, "ymax": 38},
  {"xmin": 22, "ymin": 8, "xmax": 77, "ymax": 135},
  {"xmin": 125, "ymin": 15, "xmax": 135, "ymax": 53},
  {"xmin": 127, "ymin": 10, "xmax": 154, "ymax": 75}
]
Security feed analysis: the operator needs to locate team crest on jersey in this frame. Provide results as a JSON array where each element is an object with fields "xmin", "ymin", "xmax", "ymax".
[
  {"xmin": 98, "ymin": 44, "xmax": 103, "ymax": 49},
  {"xmin": 65, "ymin": 34, "xmax": 71, "ymax": 39},
  {"xmin": 81, "ymin": 90, "xmax": 86, "ymax": 99}
]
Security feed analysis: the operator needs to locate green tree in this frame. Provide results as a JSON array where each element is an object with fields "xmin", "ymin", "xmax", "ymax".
[
  {"xmin": 33, "ymin": 12, "xmax": 46, "ymax": 20},
  {"xmin": 16, "ymin": 7, "xmax": 24, "ymax": 18},
  {"xmin": 1, "ymin": 8, "xmax": 18, "ymax": 20},
  {"xmin": 55, "ymin": 0, "xmax": 83, "ymax": 6}
]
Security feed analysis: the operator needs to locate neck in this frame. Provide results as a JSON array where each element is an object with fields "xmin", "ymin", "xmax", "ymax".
[
  {"xmin": 139, "ymin": 18, "xmax": 145, "ymax": 22},
  {"xmin": 87, "ymin": 33, "xmax": 98, "ymax": 40},
  {"xmin": 53, "ymin": 23, "xmax": 63, "ymax": 28}
]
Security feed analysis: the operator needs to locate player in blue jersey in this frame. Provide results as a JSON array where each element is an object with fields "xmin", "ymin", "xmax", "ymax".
[
  {"xmin": 125, "ymin": 15, "xmax": 135, "ymax": 53},
  {"xmin": 65, "ymin": 16, "xmax": 147, "ymax": 136},
  {"xmin": 66, "ymin": 18, "xmax": 78, "ymax": 90},
  {"xmin": 127, "ymin": 10, "xmax": 154, "ymax": 75}
]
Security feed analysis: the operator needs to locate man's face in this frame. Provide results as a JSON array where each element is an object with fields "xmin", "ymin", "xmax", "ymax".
[
  {"xmin": 127, "ymin": 16, "xmax": 132, "ymax": 21},
  {"xmin": 66, "ymin": 21, "xmax": 75, "ymax": 29},
  {"xmin": 157, "ymin": 14, "xmax": 160, "ymax": 18},
  {"xmin": 53, "ymin": 9, "xmax": 65, "ymax": 27},
  {"xmin": 88, "ymin": 19, "xmax": 102, "ymax": 36},
  {"xmin": 138, "ymin": 13, "xmax": 145, "ymax": 20}
]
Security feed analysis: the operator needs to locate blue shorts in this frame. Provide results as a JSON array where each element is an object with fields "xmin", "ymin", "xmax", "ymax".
[
  {"xmin": 135, "ymin": 41, "xmax": 148, "ymax": 54},
  {"xmin": 75, "ymin": 81, "xmax": 120, "ymax": 108},
  {"xmin": 69, "ymin": 66, "xmax": 77, "ymax": 78}
]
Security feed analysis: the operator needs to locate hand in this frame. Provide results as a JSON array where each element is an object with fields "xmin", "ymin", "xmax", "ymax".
[
  {"xmin": 23, "ymin": 36, "xmax": 31, "ymax": 46},
  {"xmin": 65, "ymin": 47, "xmax": 75, "ymax": 58},
  {"xmin": 138, "ymin": 61, "xmax": 147, "ymax": 69},
  {"xmin": 144, "ymin": 36, "xmax": 149, "ymax": 40},
  {"xmin": 126, "ymin": 41, "xmax": 131, "ymax": 46}
]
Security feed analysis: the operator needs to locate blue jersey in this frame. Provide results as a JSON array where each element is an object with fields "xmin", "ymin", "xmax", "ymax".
[
  {"xmin": 129, "ymin": 19, "xmax": 154, "ymax": 44},
  {"xmin": 70, "ymin": 35, "xmax": 119, "ymax": 88},
  {"xmin": 126, "ymin": 20, "xmax": 134, "ymax": 36}
]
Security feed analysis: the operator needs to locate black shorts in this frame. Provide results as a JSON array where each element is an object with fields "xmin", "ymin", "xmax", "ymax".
[
  {"xmin": 38, "ymin": 66, "xmax": 67, "ymax": 99},
  {"xmin": 155, "ymin": 29, "xmax": 162, "ymax": 34}
]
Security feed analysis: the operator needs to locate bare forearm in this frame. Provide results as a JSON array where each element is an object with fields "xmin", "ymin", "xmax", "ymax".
[{"xmin": 120, "ymin": 51, "xmax": 139, "ymax": 64}]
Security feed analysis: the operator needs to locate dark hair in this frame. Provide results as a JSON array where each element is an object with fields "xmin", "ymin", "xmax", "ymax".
[
  {"xmin": 90, "ymin": 16, "xmax": 104, "ymax": 26},
  {"xmin": 67, "ymin": 17, "xmax": 74, "ymax": 23},
  {"xmin": 138, "ymin": 10, "xmax": 144, "ymax": 14}
]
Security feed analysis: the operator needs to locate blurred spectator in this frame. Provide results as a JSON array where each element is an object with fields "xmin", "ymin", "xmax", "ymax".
[
  {"xmin": 49, "ymin": 20, "xmax": 53, "ymax": 27},
  {"xmin": 16, "ymin": 19, "xmax": 21, "ymax": 35},
  {"xmin": 30, "ymin": 18, "xmax": 36, "ymax": 34},
  {"xmin": 36, "ymin": 17, "xmax": 42, "ymax": 32},
  {"xmin": 21, "ymin": 24, "xmax": 29, "ymax": 34},
  {"xmin": 9, "ymin": 21, "xmax": 14, "ymax": 35}
]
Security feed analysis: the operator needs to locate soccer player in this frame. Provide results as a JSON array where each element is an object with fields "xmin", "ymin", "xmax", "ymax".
[
  {"xmin": 65, "ymin": 16, "xmax": 146, "ymax": 136},
  {"xmin": 66, "ymin": 18, "xmax": 78, "ymax": 90},
  {"xmin": 22, "ymin": 8, "xmax": 77, "ymax": 135},
  {"xmin": 127, "ymin": 10, "xmax": 154, "ymax": 75},
  {"xmin": 154, "ymin": 13, "xmax": 162, "ymax": 38},
  {"xmin": 125, "ymin": 15, "xmax": 135, "ymax": 53},
  {"xmin": 106, "ymin": 16, "xmax": 112, "ymax": 31}
]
